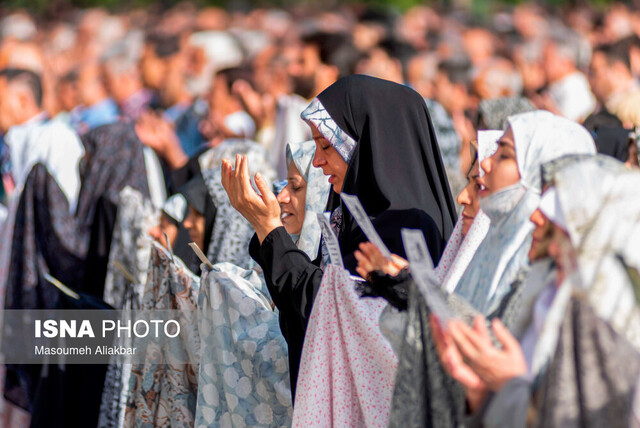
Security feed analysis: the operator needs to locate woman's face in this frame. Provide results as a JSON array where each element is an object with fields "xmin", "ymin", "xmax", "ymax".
[
  {"xmin": 310, "ymin": 125, "xmax": 348, "ymax": 194},
  {"xmin": 149, "ymin": 214, "xmax": 178, "ymax": 249},
  {"xmin": 478, "ymin": 127, "xmax": 521, "ymax": 198},
  {"xmin": 277, "ymin": 161, "xmax": 307, "ymax": 236},
  {"xmin": 183, "ymin": 206, "xmax": 206, "ymax": 249},
  {"xmin": 456, "ymin": 160, "xmax": 481, "ymax": 236},
  {"xmin": 548, "ymin": 224, "xmax": 576, "ymax": 286}
]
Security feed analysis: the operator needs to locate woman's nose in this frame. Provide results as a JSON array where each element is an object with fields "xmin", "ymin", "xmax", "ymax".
[
  {"xmin": 457, "ymin": 186, "xmax": 471, "ymax": 206},
  {"xmin": 480, "ymin": 158, "xmax": 492, "ymax": 175},
  {"xmin": 277, "ymin": 187, "xmax": 290, "ymax": 204}
]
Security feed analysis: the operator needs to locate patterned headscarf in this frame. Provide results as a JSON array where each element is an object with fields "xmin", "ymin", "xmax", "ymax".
[{"xmin": 300, "ymin": 98, "xmax": 357, "ymax": 163}]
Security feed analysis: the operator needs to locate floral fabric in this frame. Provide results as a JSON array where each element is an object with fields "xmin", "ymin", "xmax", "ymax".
[
  {"xmin": 98, "ymin": 187, "xmax": 158, "ymax": 428},
  {"xmin": 124, "ymin": 243, "xmax": 200, "ymax": 428},
  {"xmin": 292, "ymin": 265, "xmax": 397, "ymax": 427}
]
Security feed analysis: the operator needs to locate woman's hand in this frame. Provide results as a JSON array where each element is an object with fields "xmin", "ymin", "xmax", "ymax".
[
  {"xmin": 221, "ymin": 154, "xmax": 282, "ymax": 243},
  {"xmin": 135, "ymin": 111, "xmax": 187, "ymax": 169},
  {"xmin": 354, "ymin": 242, "xmax": 408, "ymax": 280},
  {"xmin": 448, "ymin": 316, "xmax": 527, "ymax": 392},
  {"xmin": 430, "ymin": 315, "xmax": 488, "ymax": 412}
]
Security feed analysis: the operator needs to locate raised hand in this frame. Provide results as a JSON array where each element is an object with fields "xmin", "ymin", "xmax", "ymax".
[
  {"xmin": 448, "ymin": 316, "xmax": 527, "ymax": 392},
  {"xmin": 221, "ymin": 154, "xmax": 282, "ymax": 243},
  {"xmin": 430, "ymin": 315, "xmax": 488, "ymax": 411}
]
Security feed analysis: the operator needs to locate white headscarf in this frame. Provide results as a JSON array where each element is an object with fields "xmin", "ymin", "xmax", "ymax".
[
  {"xmin": 454, "ymin": 111, "xmax": 596, "ymax": 314},
  {"xmin": 541, "ymin": 156, "xmax": 640, "ymax": 349},
  {"xmin": 436, "ymin": 130, "xmax": 500, "ymax": 293},
  {"xmin": 285, "ymin": 140, "xmax": 331, "ymax": 260}
]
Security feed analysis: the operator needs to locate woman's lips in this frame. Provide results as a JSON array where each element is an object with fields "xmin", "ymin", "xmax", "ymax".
[{"xmin": 476, "ymin": 177, "xmax": 489, "ymax": 197}]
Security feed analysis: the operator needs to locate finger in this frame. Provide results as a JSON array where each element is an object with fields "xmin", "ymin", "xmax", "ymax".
[
  {"xmin": 390, "ymin": 254, "xmax": 409, "ymax": 269},
  {"xmin": 450, "ymin": 362, "xmax": 485, "ymax": 390},
  {"xmin": 457, "ymin": 319, "xmax": 492, "ymax": 353},
  {"xmin": 363, "ymin": 242, "xmax": 386, "ymax": 266},
  {"xmin": 355, "ymin": 266, "xmax": 368, "ymax": 280},
  {"xmin": 473, "ymin": 316, "xmax": 493, "ymax": 345},
  {"xmin": 492, "ymin": 318, "xmax": 519, "ymax": 352},
  {"xmin": 430, "ymin": 315, "xmax": 447, "ymax": 356},
  {"xmin": 448, "ymin": 321, "xmax": 481, "ymax": 360},
  {"xmin": 234, "ymin": 154, "xmax": 242, "ymax": 178},
  {"xmin": 220, "ymin": 159, "xmax": 231, "ymax": 190},
  {"xmin": 239, "ymin": 155, "xmax": 251, "ymax": 186},
  {"xmin": 353, "ymin": 250, "xmax": 373, "ymax": 273},
  {"xmin": 254, "ymin": 172, "xmax": 275, "ymax": 203}
]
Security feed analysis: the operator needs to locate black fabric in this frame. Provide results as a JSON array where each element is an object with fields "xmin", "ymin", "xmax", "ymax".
[
  {"xmin": 3, "ymin": 164, "xmax": 87, "ymax": 410},
  {"xmin": 249, "ymin": 227, "xmax": 323, "ymax": 401},
  {"xmin": 79, "ymin": 123, "xmax": 150, "ymax": 295},
  {"xmin": 78, "ymin": 122, "xmax": 149, "ymax": 229},
  {"xmin": 248, "ymin": 76, "xmax": 457, "ymax": 402},
  {"xmin": 591, "ymin": 126, "xmax": 630, "ymax": 162},
  {"xmin": 29, "ymin": 292, "xmax": 112, "ymax": 428},
  {"xmin": 583, "ymin": 109, "xmax": 623, "ymax": 131},
  {"xmin": 168, "ymin": 146, "xmax": 208, "ymax": 194},
  {"xmin": 317, "ymin": 75, "xmax": 456, "ymax": 260},
  {"xmin": 83, "ymin": 196, "xmax": 118, "ymax": 297},
  {"xmin": 358, "ymin": 268, "xmax": 411, "ymax": 311}
]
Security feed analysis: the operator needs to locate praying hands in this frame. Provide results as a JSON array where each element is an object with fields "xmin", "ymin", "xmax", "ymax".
[{"xmin": 431, "ymin": 314, "xmax": 527, "ymax": 411}]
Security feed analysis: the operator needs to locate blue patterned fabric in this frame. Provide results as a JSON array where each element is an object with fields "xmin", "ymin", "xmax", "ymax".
[
  {"xmin": 300, "ymin": 97, "xmax": 357, "ymax": 163},
  {"xmin": 195, "ymin": 263, "xmax": 292, "ymax": 428}
]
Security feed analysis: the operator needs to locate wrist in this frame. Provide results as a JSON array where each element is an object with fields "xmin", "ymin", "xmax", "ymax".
[
  {"xmin": 255, "ymin": 219, "xmax": 283, "ymax": 244},
  {"xmin": 165, "ymin": 144, "xmax": 188, "ymax": 170}
]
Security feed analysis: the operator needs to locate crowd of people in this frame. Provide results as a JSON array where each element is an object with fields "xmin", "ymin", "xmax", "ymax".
[{"xmin": 0, "ymin": 1, "xmax": 640, "ymax": 427}]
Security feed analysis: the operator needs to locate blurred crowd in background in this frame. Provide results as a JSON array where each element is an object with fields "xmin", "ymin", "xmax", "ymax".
[
  {"xmin": 1, "ymin": 1, "xmax": 639, "ymax": 210},
  {"xmin": 3, "ymin": 2, "xmax": 640, "ymax": 428}
]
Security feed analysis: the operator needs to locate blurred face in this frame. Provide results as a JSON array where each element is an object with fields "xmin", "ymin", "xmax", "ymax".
[
  {"xmin": 548, "ymin": 224, "xmax": 576, "ymax": 286},
  {"xmin": 183, "ymin": 206, "xmax": 206, "ymax": 249},
  {"xmin": 478, "ymin": 128, "xmax": 521, "ymax": 198},
  {"xmin": 277, "ymin": 161, "xmax": 307, "ymax": 235},
  {"xmin": 0, "ymin": 78, "xmax": 17, "ymax": 133},
  {"xmin": 0, "ymin": 77, "xmax": 31, "ymax": 133},
  {"xmin": 589, "ymin": 51, "xmax": 613, "ymax": 102},
  {"xmin": 140, "ymin": 46, "xmax": 167, "ymax": 90},
  {"xmin": 288, "ymin": 44, "xmax": 320, "ymax": 99},
  {"xmin": 57, "ymin": 80, "xmax": 79, "ymax": 112},
  {"xmin": 149, "ymin": 214, "xmax": 178, "ymax": 249},
  {"xmin": 208, "ymin": 74, "xmax": 231, "ymax": 112},
  {"xmin": 310, "ymin": 125, "xmax": 348, "ymax": 194},
  {"xmin": 434, "ymin": 71, "xmax": 454, "ymax": 112},
  {"xmin": 528, "ymin": 208, "xmax": 554, "ymax": 262},
  {"xmin": 456, "ymin": 160, "xmax": 480, "ymax": 236}
]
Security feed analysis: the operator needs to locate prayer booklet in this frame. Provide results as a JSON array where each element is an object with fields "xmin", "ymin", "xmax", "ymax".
[
  {"xmin": 316, "ymin": 212, "xmax": 344, "ymax": 269},
  {"xmin": 340, "ymin": 193, "xmax": 391, "ymax": 259},
  {"xmin": 401, "ymin": 228, "xmax": 454, "ymax": 323}
]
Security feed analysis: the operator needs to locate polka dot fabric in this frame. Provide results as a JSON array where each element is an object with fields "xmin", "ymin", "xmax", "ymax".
[{"xmin": 292, "ymin": 265, "xmax": 398, "ymax": 427}]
